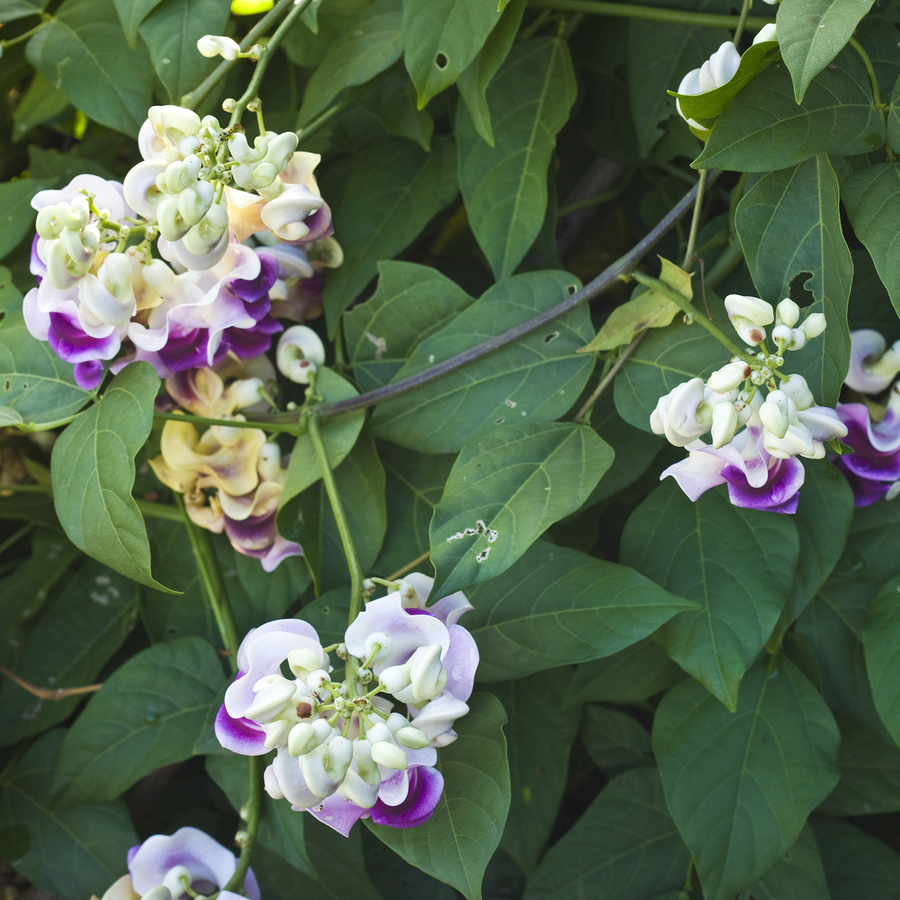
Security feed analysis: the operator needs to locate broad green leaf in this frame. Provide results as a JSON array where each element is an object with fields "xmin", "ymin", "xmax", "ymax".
[
  {"xmin": 495, "ymin": 669, "xmax": 580, "ymax": 876},
  {"xmin": 430, "ymin": 422, "xmax": 613, "ymax": 597},
  {"xmin": 890, "ymin": 71, "xmax": 900, "ymax": 153},
  {"xmin": 51, "ymin": 363, "xmax": 174, "ymax": 592},
  {"xmin": 735, "ymin": 154, "xmax": 851, "ymax": 406},
  {"xmin": 0, "ymin": 177, "xmax": 55, "ymax": 260},
  {"xmin": 671, "ymin": 40, "xmax": 780, "ymax": 121},
  {"xmin": 812, "ymin": 817, "xmax": 900, "ymax": 900},
  {"xmin": 27, "ymin": 144, "xmax": 114, "ymax": 181},
  {"xmin": 654, "ymin": 657, "xmax": 840, "ymax": 900},
  {"xmin": 627, "ymin": 20, "xmax": 729, "ymax": 158},
  {"xmin": 298, "ymin": 0, "xmax": 403, "ymax": 125},
  {"xmin": 26, "ymin": 0, "xmax": 152, "ymax": 137},
  {"xmin": 13, "ymin": 73, "xmax": 70, "ymax": 140},
  {"xmin": 0, "ymin": 323, "xmax": 91, "ymax": 427},
  {"xmin": 283, "ymin": 0, "xmax": 369, "ymax": 68},
  {"xmin": 466, "ymin": 540, "xmax": 696, "ymax": 682},
  {"xmin": 621, "ymin": 481, "xmax": 800, "ymax": 709},
  {"xmin": 365, "ymin": 839, "xmax": 460, "ymax": 900},
  {"xmin": 581, "ymin": 706, "xmax": 653, "ymax": 773},
  {"xmin": 777, "ymin": 0, "xmax": 875, "ymax": 102},
  {"xmin": 524, "ymin": 767, "xmax": 689, "ymax": 900},
  {"xmin": 367, "ymin": 692, "xmax": 509, "ymax": 900},
  {"xmin": 0, "ymin": 406, "xmax": 23, "ymax": 425},
  {"xmin": 740, "ymin": 823, "xmax": 830, "ymax": 900},
  {"xmin": 0, "ymin": 0, "xmax": 48, "ymax": 21},
  {"xmin": 369, "ymin": 270, "xmax": 593, "ymax": 453},
  {"xmin": 565, "ymin": 638, "xmax": 685, "ymax": 707},
  {"xmin": 695, "ymin": 52, "xmax": 884, "ymax": 172},
  {"xmin": 580, "ymin": 283, "xmax": 681, "ymax": 353},
  {"xmin": 277, "ymin": 368, "xmax": 365, "ymax": 539},
  {"xmin": 322, "ymin": 137, "xmax": 458, "ymax": 333},
  {"xmin": 457, "ymin": 38, "xmax": 576, "ymax": 280},
  {"xmin": 863, "ymin": 573, "xmax": 900, "ymax": 744},
  {"xmin": 346, "ymin": 261, "xmax": 475, "ymax": 393},
  {"xmin": 456, "ymin": 0, "xmax": 526, "ymax": 146},
  {"xmin": 0, "ymin": 266, "xmax": 24, "ymax": 327},
  {"xmin": 0, "ymin": 493, "xmax": 61, "ymax": 531},
  {"xmin": 113, "ymin": 0, "xmax": 167, "ymax": 45},
  {"xmin": 402, "ymin": 0, "xmax": 502, "ymax": 108},
  {"xmin": 0, "ymin": 730, "xmax": 137, "ymax": 900},
  {"xmin": 139, "ymin": 0, "xmax": 229, "ymax": 105},
  {"xmin": 206, "ymin": 753, "xmax": 314, "ymax": 877},
  {"xmin": 52, "ymin": 637, "xmax": 223, "ymax": 806},
  {"xmin": 0, "ymin": 560, "xmax": 138, "ymax": 748},
  {"xmin": 770, "ymin": 460, "xmax": 853, "ymax": 645},
  {"xmin": 358, "ymin": 67, "xmax": 435, "ymax": 151},
  {"xmin": 842, "ymin": 163, "xmax": 900, "ymax": 318},
  {"xmin": 818, "ymin": 718, "xmax": 900, "ymax": 816}
]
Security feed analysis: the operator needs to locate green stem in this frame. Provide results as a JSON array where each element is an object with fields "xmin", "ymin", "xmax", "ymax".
[
  {"xmin": 681, "ymin": 168, "xmax": 709, "ymax": 270},
  {"xmin": 135, "ymin": 499, "xmax": 184, "ymax": 522},
  {"xmin": 229, "ymin": 0, "xmax": 317, "ymax": 127},
  {"xmin": 557, "ymin": 171, "xmax": 633, "ymax": 217},
  {"xmin": 0, "ymin": 17, "xmax": 50, "ymax": 49},
  {"xmin": 177, "ymin": 495, "xmax": 240, "ymax": 670},
  {"xmin": 181, "ymin": 0, "xmax": 295, "ymax": 109},
  {"xmin": 732, "ymin": 0, "xmax": 751, "ymax": 45},
  {"xmin": 222, "ymin": 756, "xmax": 262, "ymax": 895},
  {"xmin": 153, "ymin": 410, "xmax": 302, "ymax": 435},
  {"xmin": 527, "ymin": 0, "xmax": 774, "ymax": 30},
  {"xmin": 849, "ymin": 36, "xmax": 883, "ymax": 107},
  {"xmin": 630, "ymin": 269, "xmax": 755, "ymax": 364},
  {"xmin": 307, "ymin": 414, "xmax": 365, "ymax": 627}
]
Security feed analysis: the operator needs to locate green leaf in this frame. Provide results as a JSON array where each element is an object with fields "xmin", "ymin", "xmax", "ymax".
[
  {"xmin": 113, "ymin": 0, "xmax": 167, "ymax": 45},
  {"xmin": 456, "ymin": 0, "xmax": 526, "ymax": 146},
  {"xmin": 627, "ymin": 19, "xmax": 730, "ymax": 158},
  {"xmin": 777, "ymin": 0, "xmax": 874, "ymax": 102},
  {"xmin": 735, "ymin": 154, "xmax": 852, "ymax": 407},
  {"xmin": 466, "ymin": 539, "xmax": 696, "ymax": 682},
  {"xmin": 0, "ymin": 323, "xmax": 92, "ymax": 427},
  {"xmin": 13, "ymin": 73, "xmax": 70, "ymax": 140},
  {"xmin": 580, "ymin": 282, "xmax": 681, "ymax": 353},
  {"xmin": 740, "ymin": 823, "xmax": 830, "ymax": 900},
  {"xmin": 565, "ymin": 638, "xmax": 685, "ymax": 707},
  {"xmin": 812, "ymin": 817, "xmax": 900, "ymax": 900},
  {"xmin": 494, "ymin": 669, "xmax": 580, "ymax": 876},
  {"xmin": 277, "ymin": 368, "xmax": 365, "ymax": 540},
  {"xmin": 581, "ymin": 706, "xmax": 653, "ymax": 773},
  {"xmin": 670, "ymin": 40, "xmax": 780, "ymax": 121},
  {"xmin": 695, "ymin": 52, "xmax": 884, "ymax": 172},
  {"xmin": 621, "ymin": 481, "xmax": 800, "ymax": 709},
  {"xmin": 367, "ymin": 692, "xmax": 510, "ymax": 900},
  {"xmin": 863, "ymin": 573, "xmax": 900, "ymax": 744},
  {"xmin": 369, "ymin": 270, "xmax": 593, "ymax": 453},
  {"xmin": 52, "ymin": 637, "xmax": 223, "ymax": 806},
  {"xmin": 0, "ymin": 730, "xmax": 137, "ymax": 900},
  {"xmin": 457, "ymin": 38, "xmax": 576, "ymax": 280},
  {"xmin": 283, "ymin": 0, "xmax": 369, "ymax": 68},
  {"xmin": 889, "ymin": 71, "xmax": 900, "ymax": 153},
  {"xmin": 818, "ymin": 718, "xmax": 900, "ymax": 816},
  {"xmin": 0, "ymin": 560, "xmax": 138, "ymax": 748},
  {"xmin": 345, "ymin": 261, "xmax": 475, "ymax": 393},
  {"xmin": 26, "ymin": 0, "xmax": 153, "ymax": 137},
  {"xmin": 524, "ymin": 767, "xmax": 689, "ymax": 900},
  {"xmin": 298, "ymin": 0, "xmax": 403, "ymax": 125},
  {"xmin": 206, "ymin": 753, "xmax": 314, "ymax": 877},
  {"xmin": 0, "ymin": 177, "xmax": 56, "ymax": 261},
  {"xmin": 402, "ymin": 0, "xmax": 502, "ymax": 108},
  {"xmin": 358, "ymin": 67, "xmax": 435, "ymax": 151},
  {"xmin": 430, "ymin": 422, "xmax": 613, "ymax": 596},
  {"xmin": 0, "ymin": 265, "xmax": 25, "ymax": 327},
  {"xmin": 139, "ymin": 0, "xmax": 229, "ymax": 105},
  {"xmin": 0, "ymin": 0, "xmax": 48, "ymax": 21},
  {"xmin": 654, "ymin": 657, "xmax": 840, "ymax": 900},
  {"xmin": 51, "ymin": 362, "xmax": 174, "ymax": 592},
  {"xmin": 842, "ymin": 163, "xmax": 900, "ymax": 319},
  {"xmin": 322, "ymin": 137, "xmax": 458, "ymax": 333}
]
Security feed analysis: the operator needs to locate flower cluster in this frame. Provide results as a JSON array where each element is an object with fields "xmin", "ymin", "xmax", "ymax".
[
  {"xmin": 24, "ymin": 105, "xmax": 340, "ymax": 390},
  {"xmin": 651, "ymin": 296, "xmax": 847, "ymax": 513},
  {"xmin": 834, "ymin": 329, "xmax": 900, "ymax": 506},
  {"xmin": 97, "ymin": 827, "xmax": 258, "ymax": 900},
  {"xmin": 215, "ymin": 574, "xmax": 478, "ymax": 836}
]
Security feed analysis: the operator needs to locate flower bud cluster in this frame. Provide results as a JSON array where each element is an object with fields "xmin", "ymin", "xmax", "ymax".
[
  {"xmin": 651, "ymin": 294, "xmax": 847, "ymax": 513},
  {"xmin": 216, "ymin": 574, "xmax": 479, "ymax": 835}
]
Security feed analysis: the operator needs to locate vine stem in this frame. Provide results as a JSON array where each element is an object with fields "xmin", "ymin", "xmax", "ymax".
[
  {"xmin": 153, "ymin": 410, "xmax": 303, "ymax": 436},
  {"xmin": 732, "ymin": 0, "xmax": 752, "ymax": 45},
  {"xmin": 849, "ymin": 36, "xmax": 883, "ymax": 107},
  {"xmin": 573, "ymin": 331, "xmax": 646, "ymax": 421},
  {"xmin": 229, "ymin": 0, "xmax": 317, "ymax": 127},
  {"xmin": 222, "ymin": 756, "xmax": 262, "ymax": 895},
  {"xmin": 177, "ymin": 495, "xmax": 240, "ymax": 672},
  {"xmin": 629, "ymin": 270, "xmax": 755, "ymax": 364},
  {"xmin": 0, "ymin": 664, "xmax": 102, "ymax": 700},
  {"xmin": 682, "ymin": 168, "xmax": 708, "ymax": 269},
  {"xmin": 527, "ymin": 0, "xmax": 774, "ymax": 30}
]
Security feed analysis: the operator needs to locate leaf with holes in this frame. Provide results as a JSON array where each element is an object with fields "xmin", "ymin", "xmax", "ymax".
[
  {"xmin": 654, "ymin": 657, "xmax": 839, "ymax": 900},
  {"xmin": 370, "ymin": 271, "xmax": 593, "ymax": 453},
  {"xmin": 430, "ymin": 422, "xmax": 613, "ymax": 597},
  {"xmin": 457, "ymin": 38, "xmax": 576, "ymax": 281},
  {"xmin": 621, "ymin": 480, "xmax": 800, "ymax": 709}
]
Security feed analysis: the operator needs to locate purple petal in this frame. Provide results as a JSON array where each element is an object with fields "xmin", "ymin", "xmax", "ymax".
[
  {"xmin": 285, "ymin": 203, "xmax": 334, "ymax": 245},
  {"xmin": 47, "ymin": 311, "xmax": 121, "ymax": 363},
  {"xmin": 230, "ymin": 251, "xmax": 279, "ymax": 303},
  {"xmin": 371, "ymin": 765, "xmax": 443, "ymax": 828},
  {"xmin": 74, "ymin": 360, "xmax": 105, "ymax": 390},
  {"xmin": 441, "ymin": 623, "xmax": 478, "ymax": 702},
  {"xmin": 214, "ymin": 704, "xmax": 267, "ymax": 755},
  {"xmin": 721, "ymin": 455, "xmax": 804, "ymax": 513},
  {"xmin": 307, "ymin": 793, "xmax": 368, "ymax": 836}
]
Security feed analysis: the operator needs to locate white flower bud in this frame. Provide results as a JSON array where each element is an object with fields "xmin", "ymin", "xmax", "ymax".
[
  {"xmin": 264, "ymin": 718, "xmax": 293, "ymax": 750},
  {"xmin": 800, "ymin": 313, "xmax": 827, "ymax": 341},
  {"xmin": 288, "ymin": 718, "xmax": 332, "ymax": 757},
  {"xmin": 338, "ymin": 764, "xmax": 381, "ymax": 809},
  {"xmin": 55, "ymin": 196, "xmax": 91, "ymax": 230},
  {"xmin": 724, "ymin": 294, "xmax": 774, "ymax": 327},
  {"xmin": 396, "ymin": 725, "xmax": 431, "ymax": 750},
  {"xmin": 362, "ymin": 631, "xmax": 392, "ymax": 665},
  {"xmin": 230, "ymin": 132, "xmax": 269, "ymax": 164},
  {"xmin": 650, "ymin": 378, "xmax": 712, "ymax": 446},
  {"xmin": 60, "ymin": 226, "xmax": 96, "ymax": 270},
  {"xmin": 264, "ymin": 763, "xmax": 285, "ymax": 800},
  {"xmin": 177, "ymin": 183, "xmax": 214, "ymax": 227},
  {"xmin": 775, "ymin": 298, "xmax": 799, "ymax": 328},
  {"xmin": 752, "ymin": 23, "xmax": 778, "ymax": 44},
  {"xmin": 141, "ymin": 888, "xmax": 172, "ymax": 900},
  {"xmin": 396, "ymin": 578, "xmax": 418, "ymax": 603},
  {"xmin": 181, "ymin": 200, "xmax": 228, "ymax": 255},
  {"xmin": 788, "ymin": 328, "xmax": 807, "ymax": 351},
  {"xmin": 731, "ymin": 316, "xmax": 767, "ymax": 346},
  {"xmin": 157, "ymin": 197, "xmax": 190, "ymax": 241},
  {"xmin": 370, "ymin": 740, "xmax": 409, "ymax": 770},
  {"xmin": 245, "ymin": 673, "xmax": 297, "ymax": 723},
  {"xmin": 380, "ymin": 662, "xmax": 412, "ymax": 695},
  {"xmin": 36, "ymin": 206, "xmax": 63, "ymax": 240},
  {"xmin": 707, "ymin": 361, "xmax": 749, "ymax": 392},
  {"xmin": 162, "ymin": 866, "xmax": 192, "ymax": 897},
  {"xmin": 197, "ymin": 34, "xmax": 241, "ymax": 59},
  {"xmin": 778, "ymin": 373, "xmax": 814, "ymax": 410},
  {"xmin": 408, "ymin": 643, "xmax": 446, "ymax": 703},
  {"xmin": 263, "ymin": 131, "xmax": 299, "ymax": 174},
  {"xmin": 710, "ymin": 401, "xmax": 738, "ymax": 449},
  {"xmin": 276, "ymin": 324, "xmax": 326, "ymax": 384},
  {"xmin": 300, "ymin": 736, "xmax": 353, "ymax": 796},
  {"xmin": 772, "ymin": 323, "xmax": 794, "ymax": 345},
  {"xmin": 759, "ymin": 391, "xmax": 791, "ymax": 439},
  {"xmin": 288, "ymin": 646, "xmax": 322, "ymax": 677}
]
